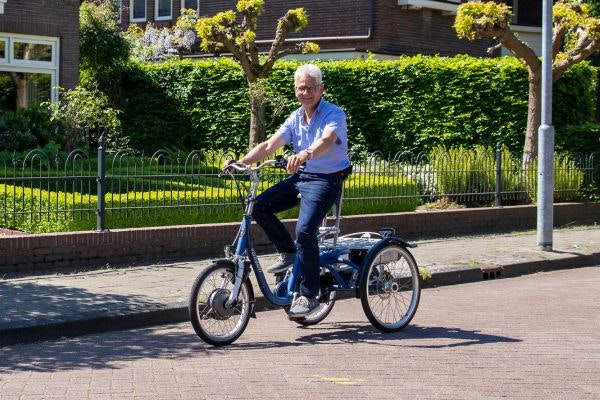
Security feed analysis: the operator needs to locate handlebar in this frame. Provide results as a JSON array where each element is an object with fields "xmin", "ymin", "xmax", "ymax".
[{"xmin": 220, "ymin": 155, "xmax": 288, "ymax": 176}]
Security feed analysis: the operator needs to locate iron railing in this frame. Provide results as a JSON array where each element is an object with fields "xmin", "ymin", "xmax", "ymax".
[{"xmin": 1, "ymin": 141, "xmax": 597, "ymax": 233}]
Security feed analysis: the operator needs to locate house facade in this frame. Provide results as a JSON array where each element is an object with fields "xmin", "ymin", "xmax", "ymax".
[
  {"xmin": 116, "ymin": 0, "xmax": 543, "ymax": 58},
  {"xmin": 0, "ymin": 0, "xmax": 80, "ymax": 112}
]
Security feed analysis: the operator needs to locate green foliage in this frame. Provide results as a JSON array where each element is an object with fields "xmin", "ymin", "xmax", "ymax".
[
  {"xmin": 429, "ymin": 145, "xmax": 520, "ymax": 202},
  {"xmin": 45, "ymin": 85, "xmax": 127, "ymax": 150},
  {"xmin": 556, "ymin": 122, "xmax": 600, "ymax": 155},
  {"xmin": 0, "ymin": 165, "xmax": 419, "ymax": 233},
  {"xmin": 525, "ymin": 154, "xmax": 586, "ymax": 202},
  {"xmin": 454, "ymin": 1, "xmax": 513, "ymax": 40},
  {"xmin": 79, "ymin": 1, "xmax": 130, "ymax": 97},
  {"xmin": 429, "ymin": 145, "xmax": 587, "ymax": 205},
  {"xmin": 0, "ymin": 106, "xmax": 62, "ymax": 152},
  {"xmin": 118, "ymin": 58, "xmax": 248, "ymax": 152},
  {"xmin": 118, "ymin": 56, "xmax": 596, "ymax": 156}
]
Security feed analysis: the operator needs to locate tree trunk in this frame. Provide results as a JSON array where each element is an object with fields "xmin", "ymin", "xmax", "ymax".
[
  {"xmin": 10, "ymin": 72, "xmax": 28, "ymax": 110},
  {"xmin": 522, "ymin": 69, "xmax": 542, "ymax": 170},
  {"xmin": 248, "ymin": 85, "xmax": 266, "ymax": 149}
]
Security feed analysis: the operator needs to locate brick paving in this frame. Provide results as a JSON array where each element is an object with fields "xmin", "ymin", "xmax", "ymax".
[
  {"xmin": 0, "ymin": 266, "xmax": 598, "ymax": 399},
  {"xmin": 0, "ymin": 227, "xmax": 599, "ymax": 345}
]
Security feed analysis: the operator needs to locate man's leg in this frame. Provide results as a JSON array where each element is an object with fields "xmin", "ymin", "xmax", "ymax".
[
  {"xmin": 294, "ymin": 174, "xmax": 342, "ymax": 298},
  {"xmin": 252, "ymin": 175, "xmax": 298, "ymax": 255}
]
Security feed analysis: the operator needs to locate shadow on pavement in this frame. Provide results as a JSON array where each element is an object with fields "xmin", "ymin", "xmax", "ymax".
[
  {"xmin": 0, "ymin": 320, "xmax": 521, "ymax": 373},
  {"xmin": 0, "ymin": 281, "xmax": 166, "ymax": 328},
  {"xmin": 221, "ymin": 321, "xmax": 521, "ymax": 350}
]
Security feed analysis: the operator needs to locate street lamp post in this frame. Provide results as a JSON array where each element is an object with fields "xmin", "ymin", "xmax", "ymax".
[{"xmin": 537, "ymin": 0, "xmax": 554, "ymax": 251}]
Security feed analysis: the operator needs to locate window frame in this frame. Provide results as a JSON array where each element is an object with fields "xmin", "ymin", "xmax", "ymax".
[
  {"xmin": 0, "ymin": 33, "xmax": 59, "ymax": 103},
  {"xmin": 181, "ymin": 0, "xmax": 199, "ymax": 15},
  {"xmin": 155, "ymin": 0, "xmax": 173, "ymax": 21},
  {"xmin": 130, "ymin": 0, "xmax": 147, "ymax": 23}
]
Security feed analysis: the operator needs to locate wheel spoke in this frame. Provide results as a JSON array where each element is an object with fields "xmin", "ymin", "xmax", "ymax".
[{"xmin": 361, "ymin": 244, "xmax": 420, "ymax": 332}]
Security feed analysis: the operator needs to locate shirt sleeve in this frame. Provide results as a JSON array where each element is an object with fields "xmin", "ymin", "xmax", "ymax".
[
  {"xmin": 323, "ymin": 108, "xmax": 348, "ymax": 143},
  {"xmin": 273, "ymin": 113, "xmax": 296, "ymax": 145}
]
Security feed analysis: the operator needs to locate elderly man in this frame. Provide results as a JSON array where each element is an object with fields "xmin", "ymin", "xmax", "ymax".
[{"xmin": 230, "ymin": 63, "xmax": 351, "ymax": 318}]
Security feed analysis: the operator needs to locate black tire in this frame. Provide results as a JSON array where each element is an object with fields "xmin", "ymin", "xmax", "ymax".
[
  {"xmin": 359, "ymin": 244, "xmax": 421, "ymax": 332},
  {"xmin": 189, "ymin": 263, "xmax": 253, "ymax": 346}
]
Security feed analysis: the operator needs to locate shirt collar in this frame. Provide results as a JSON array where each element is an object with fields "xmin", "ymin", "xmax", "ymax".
[{"xmin": 297, "ymin": 98, "xmax": 326, "ymax": 119}]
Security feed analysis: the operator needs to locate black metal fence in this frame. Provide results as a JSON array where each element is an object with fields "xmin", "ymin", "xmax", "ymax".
[{"xmin": 1, "ymin": 141, "xmax": 597, "ymax": 233}]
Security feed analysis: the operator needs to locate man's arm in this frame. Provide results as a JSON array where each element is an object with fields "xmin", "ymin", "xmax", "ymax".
[
  {"xmin": 286, "ymin": 128, "xmax": 339, "ymax": 173},
  {"xmin": 239, "ymin": 135, "xmax": 287, "ymax": 165}
]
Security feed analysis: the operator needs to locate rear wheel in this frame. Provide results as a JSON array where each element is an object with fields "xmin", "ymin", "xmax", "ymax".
[
  {"xmin": 359, "ymin": 244, "xmax": 420, "ymax": 332},
  {"xmin": 189, "ymin": 263, "xmax": 253, "ymax": 346}
]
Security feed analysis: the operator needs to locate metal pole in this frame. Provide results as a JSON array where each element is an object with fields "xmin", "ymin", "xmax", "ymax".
[
  {"xmin": 97, "ymin": 135, "xmax": 106, "ymax": 231},
  {"xmin": 537, "ymin": 0, "xmax": 554, "ymax": 251},
  {"xmin": 495, "ymin": 142, "xmax": 502, "ymax": 207}
]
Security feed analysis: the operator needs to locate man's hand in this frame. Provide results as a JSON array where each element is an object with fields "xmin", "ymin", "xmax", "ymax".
[
  {"xmin": 286, "ymin": 152, "xmax": 309, "ymax": 173},
  {"xmin": 221, "ymin": 159, "xmax": 237, "ymax": 174}
]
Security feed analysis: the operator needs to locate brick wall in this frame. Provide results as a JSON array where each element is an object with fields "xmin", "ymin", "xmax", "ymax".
[
  {"xmin": 0, "ymin": 0, "xmax": 80, "ymax": 89},
  {"xmin": 1, "ymin": 202, "xmax": 598, "ymax": 273},
  {"xmin": 119, "ymin": 0, "xmax": 494, "ymax": 57}
]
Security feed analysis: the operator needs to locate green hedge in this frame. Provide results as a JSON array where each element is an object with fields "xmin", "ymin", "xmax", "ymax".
[{"xmin": 118, "ymin": 56, "xmax": 598, "ymax": 156}]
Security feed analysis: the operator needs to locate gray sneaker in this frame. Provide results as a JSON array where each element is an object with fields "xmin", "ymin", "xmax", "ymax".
[
  {"xmin": 267, "ymin": 252, "xmax": 296, "ymax": 273},
  {"xmin": 288, "ymin": 295, "xmax": 320, "ymax": 318}
]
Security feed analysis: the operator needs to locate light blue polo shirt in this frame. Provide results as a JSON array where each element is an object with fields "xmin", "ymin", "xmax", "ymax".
[{"xmin": 274, "ymin": 99, "xmax": 350, "ymax": 174}]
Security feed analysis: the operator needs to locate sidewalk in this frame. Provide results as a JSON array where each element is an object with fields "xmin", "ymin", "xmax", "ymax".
[{"xmin": 1, "ymin": 226, "xmax": 599, "ymax": 346}]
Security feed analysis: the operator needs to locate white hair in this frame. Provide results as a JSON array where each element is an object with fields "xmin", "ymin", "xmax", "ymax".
[{"xmin": 294, "ymin": 64, "xmax": 323, "ymax": 85}]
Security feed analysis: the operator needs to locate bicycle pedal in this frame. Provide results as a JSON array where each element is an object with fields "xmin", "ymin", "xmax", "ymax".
[{"xmin": 288, "ymin": 315, "xmax": 306, "ymax": 322}]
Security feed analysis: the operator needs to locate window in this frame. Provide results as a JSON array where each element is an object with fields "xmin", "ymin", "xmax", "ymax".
[
  {"xmin": 156, "ymin": 0, "xmax": 172, "ymax": 20},
  {"xmin": 0, "ymin": 38, "xmax": 6, "ymax": 61},
  {"xmin": 0, "ymin": 33, "xmax": 59, "ymax": 111},
  {"xmin": 181, "ymin": 0, "xmax": 198, "ymax": 14},
  {"xmin": 14, "ymin": 42, "xmax": 52, "ymax": 62},
  {"xmin": 0, "ymin": 71, "xmax": 51, "ymax": 111},
  {"xmin": 131, "ymin": 0, "xmax": 146, "ymax": 22}
]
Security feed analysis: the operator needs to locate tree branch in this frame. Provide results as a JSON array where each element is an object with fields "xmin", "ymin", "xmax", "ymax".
[
  {"xmin": 552, "ymin": 25, "xmax": 566, "ymax": 58},
  {"xmin": 553, "ymin": 38, "xmax": 600, "ymax": 80},
  {"xmin": 496, "ymin": 30, "xmax": 540, "ymax": 72}
]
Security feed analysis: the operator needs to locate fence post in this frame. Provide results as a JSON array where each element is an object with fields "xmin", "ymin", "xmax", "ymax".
[
  {"xmin": 96, "ymin": 135, "xmax": 106, "ymax": 231},
  {"xmin": 495, "ymin": 142, "xmax": 502, "ymax": 207}
]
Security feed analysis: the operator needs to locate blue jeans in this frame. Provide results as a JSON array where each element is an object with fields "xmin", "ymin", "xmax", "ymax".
[{"xmin": 252, "ymin": 171, "xmax": 343, "ymax": 298}]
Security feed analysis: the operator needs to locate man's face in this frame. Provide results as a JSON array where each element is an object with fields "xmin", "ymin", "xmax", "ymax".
[{"xmin": 294, "ymin": 74, "xmax": 324, "ymax": 110}]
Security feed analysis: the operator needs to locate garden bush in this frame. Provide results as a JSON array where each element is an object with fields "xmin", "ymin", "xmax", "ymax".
[{"xmin": 117, "ymin": 56, "xmax": 597, "ymax": 157}]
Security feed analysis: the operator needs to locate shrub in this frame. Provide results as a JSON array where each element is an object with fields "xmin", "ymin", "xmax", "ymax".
[
  {"xmin": 0, "ymin": 106, "xmax": 62, "ymax": 152},
  {"xmin": 117, "ymin": 56, "xmax": 596, "ymax": 156},
  {"xmin": 429, "ymin": 145, "xmax": 521, "ymax": 203},
  {"xmin": 525, "ymin": 154, "xmax": 586, "ymax": 202}
]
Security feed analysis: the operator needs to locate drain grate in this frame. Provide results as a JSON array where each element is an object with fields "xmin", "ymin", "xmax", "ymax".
[{"xmin": 480, "ymin": 265, "xmax": 503, "ymax": 280}]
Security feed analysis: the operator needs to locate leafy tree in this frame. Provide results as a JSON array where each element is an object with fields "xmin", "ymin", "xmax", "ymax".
[
  {"xmin": 79, "ymin": 0, "xmax": 130, "ymax": 103},
  {"xmin": 454, "ymin": 0, "xmax": 600, "ymax": 166},
  {"xmin": 195, "ymin": 0, "xmax": 319, "ymax": 148}
]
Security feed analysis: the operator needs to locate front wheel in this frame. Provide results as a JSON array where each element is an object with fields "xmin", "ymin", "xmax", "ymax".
[
  {"xmin": 359, "ymin": 244, "xmax": 421, "ymax": 332},
  {"xmin": 189, "ymin": 263, "xmax": 253, "ymax": 346}
]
